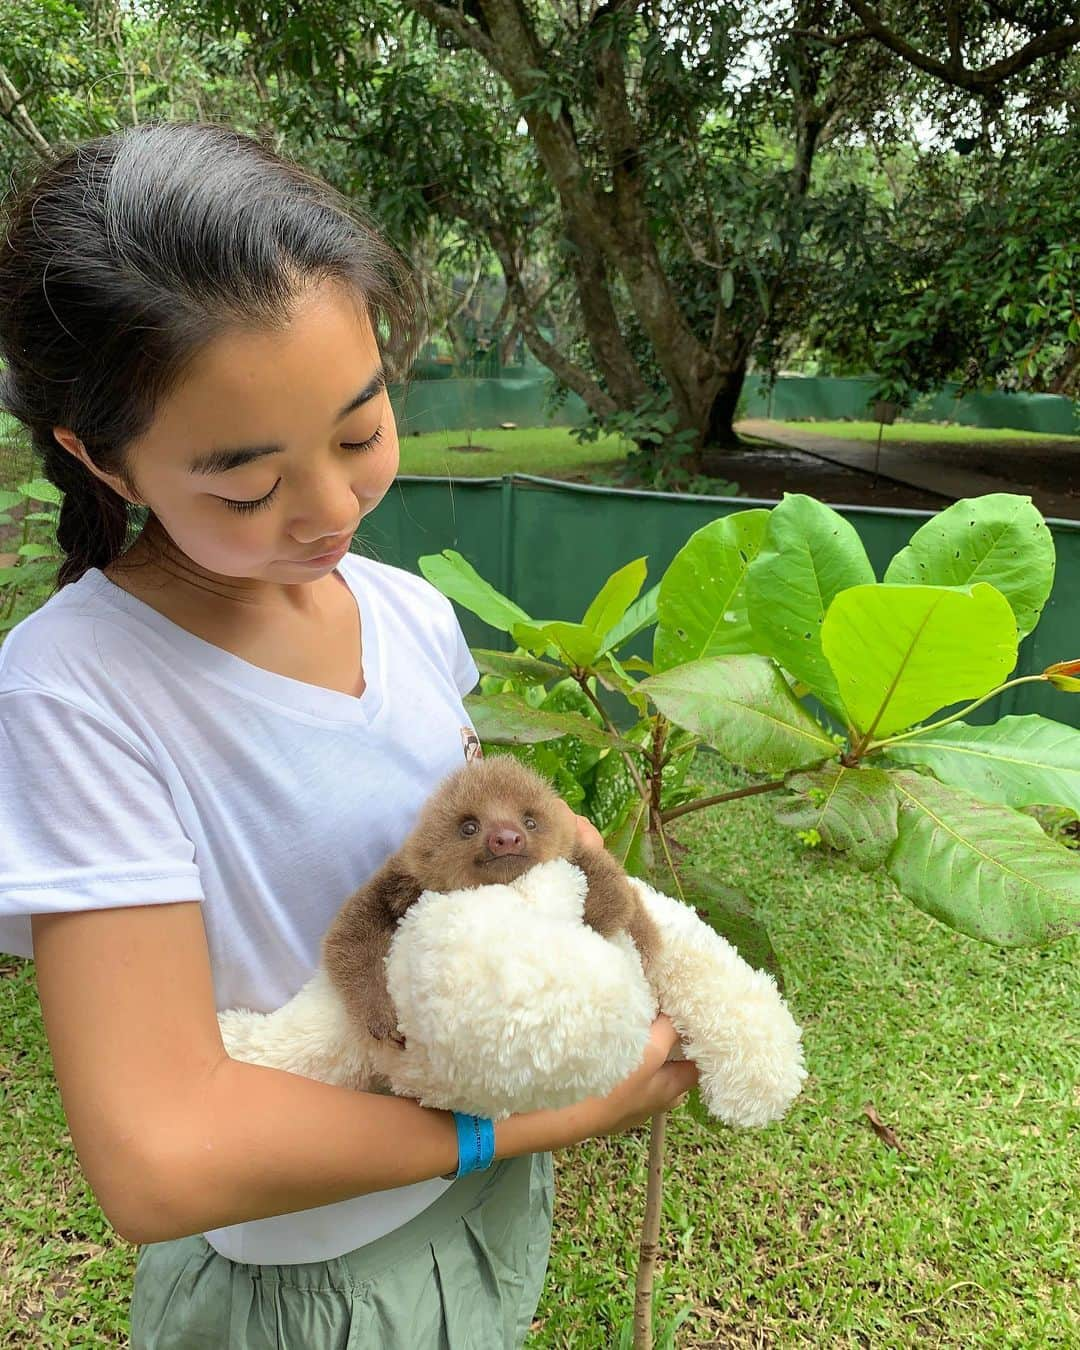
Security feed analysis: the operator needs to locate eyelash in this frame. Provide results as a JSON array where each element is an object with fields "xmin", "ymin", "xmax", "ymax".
[{"xmin": 219, "ymin": 425, "xmax": 386, "ymax": 514}]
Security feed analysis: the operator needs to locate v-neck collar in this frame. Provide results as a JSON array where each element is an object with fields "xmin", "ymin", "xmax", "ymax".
[{"xmin": 80, "ymin": 557, "xmax": 382, "ymax": 727}]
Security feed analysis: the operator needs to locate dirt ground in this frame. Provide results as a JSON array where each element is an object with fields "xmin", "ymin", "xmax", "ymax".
[{"xmin": 572, "ymin": 431, "xmax": 1079, "ymax": 517}]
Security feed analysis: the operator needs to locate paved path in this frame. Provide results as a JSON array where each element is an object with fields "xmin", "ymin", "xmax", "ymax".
[{"xmin": 738, "ymin": 419, "xmax": 1077, "ymax": 520}]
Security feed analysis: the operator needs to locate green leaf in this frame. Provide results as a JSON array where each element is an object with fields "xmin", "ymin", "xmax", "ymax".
[
  {"xmin": 821, "ymin": 583, "xmax": 1018, "ymax": 738},
  {"xmin": 883, "ymin": 494, "xmax": 1055, "ymax": 641},
  {"xmin": 676, "ymin": 869, "xmax": 784, "ymax": 986},
  {"xmin": 0, "ymin": 491, "xmax": 23, "ymax": 512},
  {"xmin": 653, "ymin": 510, "xmax": 770, "ymax": 671},
  {"xmin": 511, "ymin": 620, "xmax": 602, "ymax": 667},
  {"xmin": 418, "ymin": 549, "xmax": 531, "ymax": 632},
  {"xmin": 640, "ymin": 655, "xmax": 835, "ymax": 773},
  {"xmin": 746, "ymin": 494, "xmax": 875, "ymax": 718},
  {"xmin": 464, "ymin": 692, "xmax": 628, "ymax": 749},
  {"xmin": 598, "ymin": 581, "xmax": 659, "ymax": 655},
  {"xmin": 470, "ymin": 648, "xmax": 563, "ymax": 684},
  {"xmin": 604, "ymin": 794, "xmax": 650, "ymax": 875},
  {"xmin": 17, "ymin": 542, "xmax": 56, "ymax": 559},
  {"xmin": 776, "ymin": 763, "xmax": 898, "ymax": 869},
  {"xmin": 882, "ymin": 716, "xmax": 1080, "ymax": 815},
  {"xmin": 17, "ymin": 478, "xmax": 63, "ymax": 505},
  {"xmin": 887, "ymin": 770, "xmax": 1080, "ymax": 946},
  {"xmin": 581, "ymin": 556, "xmax": 647, "ymax": 639}
]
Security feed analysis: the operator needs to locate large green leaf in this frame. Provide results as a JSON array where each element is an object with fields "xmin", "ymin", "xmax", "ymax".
[
  {"xmin": 887, "ymin": 770, "xmax": 1080, "ymax": 946},
  {"xmin": 745, "ymin": 494, "xmax": 875, "ymax": 717},
  {"xmin": 821, "ymin": 583, "xmax": 1018, "ymax": 738},
  {"xmin": 511, "ymin": 620, "xmax": 603, "ymax": 667},
  {"xmin": 471, "ymin": 648, "xmax": 563, "ymax": 684},
  {"xmin": 653, "ymin": 509, "xmax": 770, "ymax": 671},
  {"xmin": 418, "ymin": 549, "xmax": 531, "ymax": 632},
  {"xmin": 884, "ymin": 494, "xmax": 1055, "ymax": 641},
  {"xmin": 776, "ymin": 763, "xmax": 898, "ymax": 868},
  {"xmin": 582, "ymin": 556, "xmax": 647, "ymax": 639},
  {"xmin": 465, "ymin": 692, "xmax": 627, "ymax": 749},
  {"xmin": 882, "ymin": 716, "xmax": 1080, "ymax": 815},
  {"xmin": 599, "ymin": 582, "xmax": 659, "ymax": 655},
  {"xmin": 640, "ymin": 655, "xmax": 835, "ymax": 773}
]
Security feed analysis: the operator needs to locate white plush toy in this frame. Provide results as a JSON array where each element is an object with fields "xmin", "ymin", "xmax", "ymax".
[{"xmin": 219, "ymin": 856, "xmax": 806, "ymax": 1128}]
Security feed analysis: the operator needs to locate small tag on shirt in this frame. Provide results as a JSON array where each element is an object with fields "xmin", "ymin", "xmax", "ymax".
[{"xmin": 460, "ymin": 726, "xmax": 483, "ymax": 762}]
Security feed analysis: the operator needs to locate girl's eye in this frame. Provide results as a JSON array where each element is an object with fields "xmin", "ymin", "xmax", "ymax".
[
  {"xmin": 220, "ymin": 480, "xmax": 281, "ymax": 514},
  {"xmin": 217, "ymin": 425, "xmax": 387, "ymax": 514},
  {"xmin": 341, "ymin": 424, "xmax": 385, "ymax": 453}
]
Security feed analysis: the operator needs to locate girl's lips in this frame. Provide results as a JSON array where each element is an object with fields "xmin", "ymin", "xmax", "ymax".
[{"xmin": 295, "ymin": 538, "xmax": 351, "ymax": 565}]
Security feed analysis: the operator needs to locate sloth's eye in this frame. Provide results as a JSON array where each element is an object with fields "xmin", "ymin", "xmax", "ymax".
[
  {"xmin": 460, "ymin": 819, "xmax": 480, "ymax": 837},
  {"xmin": 524, "ymin": 816, "xmax": 537, "ymax": 830}
]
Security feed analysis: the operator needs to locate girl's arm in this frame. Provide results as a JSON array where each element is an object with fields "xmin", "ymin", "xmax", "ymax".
[{"xmin": 31, "ymin": 900, "xmax": 694, "ymax": 1245}]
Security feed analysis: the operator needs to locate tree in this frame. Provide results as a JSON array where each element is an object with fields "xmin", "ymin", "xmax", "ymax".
[{"xmin": 180, "ymin": 0, "xmax": 1080, "ymax": 470}]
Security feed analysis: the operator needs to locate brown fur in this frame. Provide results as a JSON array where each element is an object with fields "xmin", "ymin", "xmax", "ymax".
[{"xmin": 322, "ymin": 755, "xmax": 661, "ymax": 1045}]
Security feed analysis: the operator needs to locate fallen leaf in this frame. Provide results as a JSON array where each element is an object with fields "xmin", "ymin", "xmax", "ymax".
[{"xmin": 862, "ymin": 1100, "xmax": 905, "ymax": 1153}]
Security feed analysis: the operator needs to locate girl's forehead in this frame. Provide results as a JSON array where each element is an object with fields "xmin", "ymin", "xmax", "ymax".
[{"xmin": 132, "ymin": 282, "xmax": 380, "ymax": 462}]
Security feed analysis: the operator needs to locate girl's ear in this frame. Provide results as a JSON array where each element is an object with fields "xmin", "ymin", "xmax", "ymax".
[{"xmin": 52, "ymin": 426, "xmax": 142, "ymax": 505}]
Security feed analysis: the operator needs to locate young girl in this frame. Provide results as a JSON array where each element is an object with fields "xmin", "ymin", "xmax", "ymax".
[{"xmin": 0, "ymin": 121, "xmax": 696, "ymax": 1347}]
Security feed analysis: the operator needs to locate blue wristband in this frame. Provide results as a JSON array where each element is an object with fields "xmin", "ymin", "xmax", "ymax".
[{"xmin": 450, "ymin": 1112, "xmax": 496, "ymax": 1179}]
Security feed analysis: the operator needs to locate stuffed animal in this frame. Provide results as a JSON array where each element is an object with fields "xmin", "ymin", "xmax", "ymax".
[{"xmin": 219, "ymin": 855, "xmax": 806, "ymax": 1128}]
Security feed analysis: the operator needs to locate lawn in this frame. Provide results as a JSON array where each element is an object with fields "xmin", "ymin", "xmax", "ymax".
[
  {"xmin": 3, "ymin": 753, "xmax": 1077, "ymax": 1346},
  {"xmin": 396, "ymin": 424, "xmax": 632, "ymax": 478},
  {"xmin": 780, "ymin": 419, "xmax": 1080, "ymax": 446}
]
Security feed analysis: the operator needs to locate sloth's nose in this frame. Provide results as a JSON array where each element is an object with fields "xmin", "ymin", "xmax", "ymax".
[{"xmin": 486, "ymin": 826, "xmax": 525, "ymax": 855}]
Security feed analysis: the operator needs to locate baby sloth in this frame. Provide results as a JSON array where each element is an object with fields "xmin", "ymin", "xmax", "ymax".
[{"xmin": 323, "ymin": 755, "xmax": 662, "ymax": 1047}]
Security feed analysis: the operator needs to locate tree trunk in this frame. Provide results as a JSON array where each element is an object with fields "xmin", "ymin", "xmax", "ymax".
[{"xmin": 696, "ymin": 364, "xmax": 749, "ymax": 472}]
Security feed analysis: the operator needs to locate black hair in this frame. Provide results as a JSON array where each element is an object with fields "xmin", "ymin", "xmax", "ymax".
[{"xmin": 0, "ymin": 120, "xmax": 418, "ymax": 588}]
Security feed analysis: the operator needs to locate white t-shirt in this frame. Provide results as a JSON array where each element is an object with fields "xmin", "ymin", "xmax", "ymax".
[{"xmin": 0, "ymin": 551, "xmax": 483, "ymax": 1263}]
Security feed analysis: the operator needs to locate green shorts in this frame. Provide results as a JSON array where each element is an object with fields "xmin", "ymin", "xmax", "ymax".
[{"xmin": 129, "ymin": 1152, "xmax": 554, "ymax": 1349}]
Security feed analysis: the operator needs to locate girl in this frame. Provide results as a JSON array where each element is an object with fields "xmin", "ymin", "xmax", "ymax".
[{"xmin": 0, "ymin": 121, "xmax": 696, "ymax": 1347}]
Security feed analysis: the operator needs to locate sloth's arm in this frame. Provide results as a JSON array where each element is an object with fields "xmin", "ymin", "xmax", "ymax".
[
  {"xmin": 568, "ymin": 844, "xmax": 662, "ymax": 973},
  {"xmin": 322, "ymin": 860, "xmax": 423, "ymax": 1043}
]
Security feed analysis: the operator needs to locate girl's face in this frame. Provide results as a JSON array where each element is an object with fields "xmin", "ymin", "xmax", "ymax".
[{"xmin": 61, "ymin": 278, "xmax": 399, "ymax": 586}]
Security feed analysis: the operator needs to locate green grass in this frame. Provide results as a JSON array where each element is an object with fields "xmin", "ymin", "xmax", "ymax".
[
  {"xmin": 3, "ymin": 753, "xmax": 1077, "ymax": 1346},
  {"xmin": 396, "ymin": 424, "xmax": 633, "ymax": 478},
  {"xmin": 782, "ymin": 420, "xmax": 1080, "ymax": 445}
]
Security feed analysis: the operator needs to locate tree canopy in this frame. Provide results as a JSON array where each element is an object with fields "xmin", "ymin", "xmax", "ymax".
[{"xmin": 3, "ymin": 1, "xmax": 1079, "ymax": 465}]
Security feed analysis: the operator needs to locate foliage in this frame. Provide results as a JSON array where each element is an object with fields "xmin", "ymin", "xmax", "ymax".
[
  {"xmin": 7, "ymin": 3, "xmax": 1080, "ymax": 456},
  {"xmin": 0, "ymin": 478, "xmax": 61, "ymax": 633},
  {"xmin": 421, "ymin": 490, "xmax": 1080, "ymax": 962}
]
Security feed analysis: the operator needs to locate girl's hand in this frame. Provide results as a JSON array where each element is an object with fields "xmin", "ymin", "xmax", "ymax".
[
  {"xmin": 494, "ymin": 1014, "xmax": 698, "ymax": 1158},
  {"xmin": 552, "ymin": 797, "xmax": 605, "ymax": 852}
]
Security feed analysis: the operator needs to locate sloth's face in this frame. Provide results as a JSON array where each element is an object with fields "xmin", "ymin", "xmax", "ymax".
[
  {"xmin": 404, "ymin": 765, "xmax": 578, "ymax": 893},
  {"xmin": 455, "ymin": 796, "xmax": 548, "ymax": 884}
]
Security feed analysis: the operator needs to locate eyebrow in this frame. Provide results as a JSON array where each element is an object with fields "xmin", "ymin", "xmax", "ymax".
[{"xmin": 187, "ymin": 367, "xmax": 386, "ymax": 475}]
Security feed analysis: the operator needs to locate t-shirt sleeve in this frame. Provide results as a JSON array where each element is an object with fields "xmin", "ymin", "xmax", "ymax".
[
  {"xmin": 0, "ymin": 689, "xmax": 204, "ymax": 956},
  {"xmin": 442, "ymin": 599, "xmax": 480, "ymax": 698}
]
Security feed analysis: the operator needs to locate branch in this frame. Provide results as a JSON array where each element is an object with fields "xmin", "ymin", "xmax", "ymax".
[
  {"xmin": 0, "ymin": 67, "xmax": 54, "ymax": 158},
  {"xmin": 842, "ymin": 0, "xmax": 1080, "ymax": 94},
  {"xmin": 405, "ymin": 0, "xmax": 500, "ymax": 66}
]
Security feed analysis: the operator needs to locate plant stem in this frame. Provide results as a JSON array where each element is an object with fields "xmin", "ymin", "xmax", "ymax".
[
  {"xmin": 660, "ymin": 778, "xmax": 787, "ymax": 824},
  {"xmin": 633, "ymin": 1111, "xmax": 667, "ymax": 1350},
  {"xmin": 574, "ymin": 670, "xmax": 650, "ymax": 801},
  {"xmin": 862, "ymin": 674, "xmax": 1049, "ymax": 755}
]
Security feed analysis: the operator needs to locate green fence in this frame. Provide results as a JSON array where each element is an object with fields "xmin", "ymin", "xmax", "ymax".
[
  {"xmin": 743, "ymin": 374, "xmax": 1080, "ymax": 436},
  {"xmin": 363, "ymin": 474, "xmax": 1080, "ymax": 731},
  {"xmin": 389, "ymin": 374, "xmax": 1080, "ymax": 437}
]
